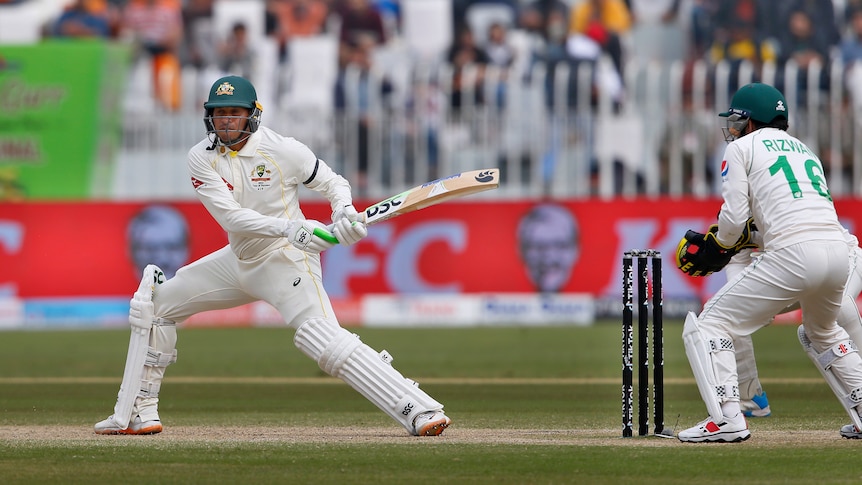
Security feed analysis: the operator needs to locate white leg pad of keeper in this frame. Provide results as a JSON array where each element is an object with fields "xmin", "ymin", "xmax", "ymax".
[
  {"xmin": 798, "ymin": 325, "xmax": 862, "ymax": 431},
  {"xmin": 683, "ymin": 312, "xmax": 738, "ymax": 424},
  {"xmin": 294, "ymin": 318, "xmax": 444, "ymax": 434}
]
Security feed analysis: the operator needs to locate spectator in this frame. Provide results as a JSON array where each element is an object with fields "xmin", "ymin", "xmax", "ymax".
[
  {"xmin": 372, "ymin": 0, "xmax": 400, "ymax": 39},
  {"xmin": 775, "ymin": 8, "xmax": 831, "ymax": 101},
  {"xmin": 777, "ymin": 8, "xmax": 831, "ymax": 69},
  {"xmin": 627, "ymin": 0, "xmax": 685, "ymax": 63},
  {"xmin": 485, "ymin": 21, "xmax": 515, "ymax": 69},
  {"xmin": 567, "ymin": 0, "xmax": 631, "ymax": 81},
  {"xmin": 518, "ymin": 0, "xmax": 570, "ymax": 108},
  {"xmin": 218, "ymin": 22, "xmax": 255, "ymax": 78},
  {"xmin": 334, "ymin": 0, "xmax": 387, "ymax": 68},
  {"xmin": 777, "ymin": 0, "xmax": 840, "ymax": 51},
  {"xmin": 483, "ymin": 21, "xmax": 515, "ymax": 107},
  {"xmin": 688, "ymin": 0, "xmax": 721, "ymax": 60},
  {"xmin": 456, "ymin": 0, "xmax": 518, "ymax": 43},
  {"xmin": 519, "ymin": 0, "xmax": 569, "ymax": 67},
  {"xmin": 121, "ymin": 0, "xmax": 184, "ymax": 111},
  {"xmin": 269, "ymin": 0, "xmax": 330, "ymax": 62},
  {"xmin": 840, "ymin": 7, "xmax": 862, "ymax": 113},
  {"xmin": 334, "ymin": 39, "xmax": 394, "ymax": 195},
  {"xmin": 710, "ymin": 0, "xmax": 774, "ymax": 49},
  {"xmin": 181, "ymin": 0, "xmax": 216, "ymax": 70},
  {"xmin": 707, "ymin": 0, "xmax": 775, "ymax": 94},
  {"xmin": 405, "ymin": 79, "xmax": 446, "ymax": 181},
  {"xmin": 52, "ymin": 0, "xmax": 115, "ymax": 39},
  {"xmin": 445, "ymin": 24, "xmax": 491, "ymax": 111},
  {"xmin": 842, "ymin": 6, "xmax": 862, "ymax": 66}
]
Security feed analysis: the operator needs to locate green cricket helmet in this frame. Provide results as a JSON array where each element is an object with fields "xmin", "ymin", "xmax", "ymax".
[
  {"xmin": 718, "ymin": 83, "xmax": 788, "ymax": 141},
  {"xmin": 203, "ymin": 75, "xmax": 263, "ymax": 147}
]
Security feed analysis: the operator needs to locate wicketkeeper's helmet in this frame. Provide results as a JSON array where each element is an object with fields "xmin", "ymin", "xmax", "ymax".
[
  {"xmin": 719, "ymin": 82, "xmax": 788, "ymax": 124},
  {"xmin": 718, "ymin": 83, "xmax": 788, "ymax": 141}
]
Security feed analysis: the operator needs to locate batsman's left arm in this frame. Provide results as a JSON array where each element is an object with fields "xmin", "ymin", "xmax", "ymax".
[{"xmin": 301, "ymin": 157, "xmax": 354, "ymax": 214}]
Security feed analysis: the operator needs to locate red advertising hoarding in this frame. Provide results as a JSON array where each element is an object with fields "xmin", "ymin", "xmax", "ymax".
[{"xmin": 1, "ymin": 198, "xmax": 860, "ymax": 326}]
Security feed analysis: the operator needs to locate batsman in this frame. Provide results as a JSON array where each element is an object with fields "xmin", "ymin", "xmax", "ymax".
[
  {"xmin": 673, "ymin": 82, "xmax": 862, "ymax": 442},
  {"xmin": 94, "ymin": 75, "xmax": 451, "ymax": 437}
]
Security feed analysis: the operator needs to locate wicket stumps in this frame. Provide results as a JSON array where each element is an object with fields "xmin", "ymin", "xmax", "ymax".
[{"xmin": 621, "ymin": 250, "xmax": 664, "ymax": 437}]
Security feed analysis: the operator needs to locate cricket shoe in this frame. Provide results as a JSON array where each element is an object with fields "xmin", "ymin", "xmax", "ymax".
[
  {"xmin": 94, "ymin": 415, "xmax": 163, "ymax": 435},
  {"xmin": 412, "ymin": 411, "xmax": 451, "ymax": 436},
  {"xmin": 677, "ymin": 413, "xmax": 750, "ymax": 443},
  {"xmin": 741, "ymin": 391, "xmax": 771, "ymax": 418},
  {"xmin": 840, "ymin": 424, "xmax": 862, "ymax": 439}
]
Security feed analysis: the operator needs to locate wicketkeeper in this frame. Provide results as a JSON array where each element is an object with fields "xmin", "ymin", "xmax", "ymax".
[
  {"xmin": 94, "ymin": 75, "xmax": 451, "ymax": 437},
  {"xmin": 679, "ymin": 227, "xmax": 862, "ymax": 426},
  {"xmin": 672, "ymin": 82, "xmax": 862, "ymax": 442}
]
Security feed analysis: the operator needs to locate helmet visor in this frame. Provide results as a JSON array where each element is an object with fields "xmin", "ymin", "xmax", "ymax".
[{"xmin": 722, "ymin": 113, "xmax": 750, "ymax": 142}]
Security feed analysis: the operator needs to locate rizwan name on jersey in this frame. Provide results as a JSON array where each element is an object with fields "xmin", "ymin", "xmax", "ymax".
[{"xmin": 761, "ymin": 138, "xmax": 814, "ymax": 156}]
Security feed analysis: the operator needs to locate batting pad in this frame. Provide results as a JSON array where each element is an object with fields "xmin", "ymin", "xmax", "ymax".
[
  {"xmin": 112, "ymin": 265, "xmax": 160, "ymax": 429},
  {"xmin": 114, "ymin": 323, "xmax": 150, "ymax": 428},
  {"xmin": 683, "ymin": 312, "xmax": 738, "ymax": 424},
  {"xmin": 294, "ymin": 318, "xmax": 444, "ymax": 434},
  {"xmin": 798, "ymin": 325, "xmax": 862, "ymax": 431},
  {"xmin": 838, "ymin": 294, "xmax": 862, "ymax": 348},
  {"xmin": 132, "ymin": 319, "xmax": 178, "ymax": 422}
]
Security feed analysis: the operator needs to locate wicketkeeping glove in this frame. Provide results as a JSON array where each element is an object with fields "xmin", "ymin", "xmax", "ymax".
[
  {"xmin": 733, "ymin": 217, "xmax": 758, "ymax": 251},
  {"xmin": 675, "ymin": 227, "xmax": 737, "ymax": 277},
  {"xmin": 285, "ymin": 220, "xmax": 337, "ymax": 253},
  {"xmin": 676, "ymin": 217, "xmax": 759, "ymax": 277}
]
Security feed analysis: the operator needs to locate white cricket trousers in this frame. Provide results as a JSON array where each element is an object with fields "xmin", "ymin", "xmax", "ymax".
[
  {"xmin": 151, "ymin": 245, "xmax": 335, "ymax": 328},
  {"xmin": 698, "ymin": 239, "xmax": 857, "ymax": 390}
]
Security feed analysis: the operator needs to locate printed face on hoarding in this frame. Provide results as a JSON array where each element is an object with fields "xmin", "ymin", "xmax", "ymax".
[
  {"xmin": 127, "ymin": 205, "xmax": 189, "ymax": 279},
  {"xmin": 517, "ymin": 204, "xmax": 579, "ymax": 293}
]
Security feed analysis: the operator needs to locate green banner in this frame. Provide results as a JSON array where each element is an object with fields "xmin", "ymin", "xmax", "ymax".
[{"xmin": 0, "ymin": 41, "xmax": 130, "ymax": 200}]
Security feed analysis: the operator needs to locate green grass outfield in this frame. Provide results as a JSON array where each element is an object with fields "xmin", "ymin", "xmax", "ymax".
[{"xmin": 1, "ymin": 322, "xmax": 860, "ymax": 484}]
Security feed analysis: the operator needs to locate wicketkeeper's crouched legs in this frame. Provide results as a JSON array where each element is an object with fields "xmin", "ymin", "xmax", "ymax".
[
  {"xmin": 294, "ymin": 317, "xmax": 451, "ymax": 436},
  {"xmin": 95, "ymin": 265, "xmax": 178, "ymax": 435},
  {"xmin": 797, "ymin": 324, "xmax": 862, "ymax": 434},
  {"xmin": 678, "ymin": 312, "xmax": 750, "ymax": 443},
  {"xmin": 734, "ymin": 334, "xmax": 771, "ymax": 417}
]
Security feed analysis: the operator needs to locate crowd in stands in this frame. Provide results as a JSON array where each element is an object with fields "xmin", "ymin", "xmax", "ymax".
[{"xmin": 20, "ymin": 0, "xmax": 862, "ymax": 113}]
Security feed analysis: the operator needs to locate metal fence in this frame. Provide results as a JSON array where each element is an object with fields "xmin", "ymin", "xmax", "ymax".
[{"xmin": 116, "ymin": 56, "xmax": 862, "ymax": 201}]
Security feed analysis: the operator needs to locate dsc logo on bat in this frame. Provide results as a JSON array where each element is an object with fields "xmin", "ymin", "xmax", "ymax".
[{"xmin": 365, "ymin": 194, "xmax": 406, "ymax": 222}]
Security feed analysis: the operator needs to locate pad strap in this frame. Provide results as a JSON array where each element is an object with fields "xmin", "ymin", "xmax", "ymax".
[
  {"xmin": 708, "ymin": 337, "xmax": 735, "ymax": 353},
  {"xmin": 145, "ymin": 348, "xmax": 178, "ymax": 367},
  {"xmin": 714, "ymin": 384, "xmax": 740, "ymax": 400},
  {"xmin": 815, "ymin": 340, "xmax": 858, "ymax": 369}
]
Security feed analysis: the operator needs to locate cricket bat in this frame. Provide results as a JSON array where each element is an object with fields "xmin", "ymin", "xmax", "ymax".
[{"xmin": 315, "ymin": 168, "xmax": 500, "ymax": 243}]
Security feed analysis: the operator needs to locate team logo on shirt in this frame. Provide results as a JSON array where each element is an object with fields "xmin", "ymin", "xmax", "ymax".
[
  {"xmin": 249, "ymin": 164, "xmax": 272, "ymax": 190},
  {"xmin": 721, "ymin": 160, "xmax": 729, "ymax": 180}
]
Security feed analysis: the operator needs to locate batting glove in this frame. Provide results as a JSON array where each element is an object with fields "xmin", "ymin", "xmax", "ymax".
[
  {"xmin": 285, "ymin": 220, "xmax": 337, "ymax": 253},
  {"xmin": 332, "ymin": 217, "xmax": 368, "ymax": 246},
  {"xmin": 332, "ymin": 204, "xmax": 362, "ymax": 224}
]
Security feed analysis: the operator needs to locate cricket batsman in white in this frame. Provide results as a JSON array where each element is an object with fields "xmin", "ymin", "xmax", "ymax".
[
  {"xmin": 674, "ymin": 82, "xmax": 862, "ymax": 442},
  {"xmin": 94, "ymin": 75, "xmax": 451, "ymax": 437}
]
